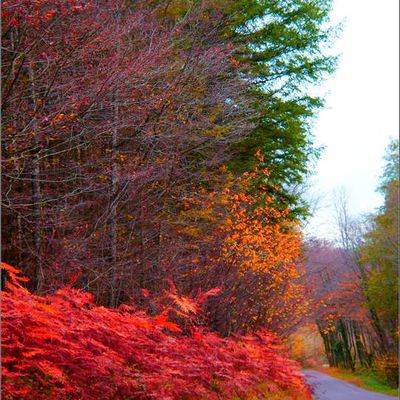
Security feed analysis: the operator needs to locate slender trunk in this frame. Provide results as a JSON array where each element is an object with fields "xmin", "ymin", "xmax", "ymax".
[
  {"xmin": 28, "ymin": 61, "xmax": 43, "ymax": 291},
  {"xmin": 109, "ymin": 9, "xmax": 122, "ymax": 307},
  {"xmin": 109, "ymin": 102, "xmax": 118, "ymax": 307}
]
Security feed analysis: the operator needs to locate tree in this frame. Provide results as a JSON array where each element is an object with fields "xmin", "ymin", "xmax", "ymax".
[
  {"xmin": 358, "ymin": 139, "xmax": 399, "ymax": 386},
  {"xmin": 170, "ymin": 162, "xmax": 307, "ymax": 336},
  {"xmin": 304, "ymin": 141, "xmax": 399, "ymax": 384},
  {"xmin": 303, "ymin": 238, "xmax": 375, "ymax": 371},
  {"xmin": 361, "ymin": 139, "xmax": 399, "ymax": 349},
  {"xmin": 1, "ymin": 0, "xmax": 252, "ymax": 302},
  {"xmin": 1, "ymin": 1, "xmax": 338, "ymax": 396},
  {"xmin": 226, "ymin": 0, "xmax": 337, "ymax": 218},
  {"xmin": 379, "ymin": 138, "xmax": 399, "ymax": 192}
]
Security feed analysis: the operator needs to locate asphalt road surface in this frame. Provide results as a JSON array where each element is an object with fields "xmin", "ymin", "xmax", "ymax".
[{"xmin": 304, "ymin": 370, "xmax": 398, "ymax": 400}]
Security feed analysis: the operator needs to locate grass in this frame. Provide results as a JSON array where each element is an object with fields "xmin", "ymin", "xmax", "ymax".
[{"xmin": 316, "ymin": 367, "xmax": 398, "ymax": 397}]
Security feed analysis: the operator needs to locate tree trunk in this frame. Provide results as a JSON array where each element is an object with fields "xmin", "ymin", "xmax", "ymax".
[
  {"xmin": 28, "ymin": 61, "xmax": 43, "ymax": 291},
  {"xmin": 109, "ymin": 102, "xmax": 118, "ymax": 307}
]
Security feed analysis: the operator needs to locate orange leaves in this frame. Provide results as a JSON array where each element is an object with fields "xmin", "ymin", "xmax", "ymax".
[
  {"xmin": 1, "ymin": 262, "xmax": 20, "ymax": 275},
  {"xmin": 154, "ymin": 315, "xmax": 182, "ymax": 333},
  {"xmin": 255, "ymin": 149, "xmax": 264, "ymax": 163},
  {"xmin": 171, "ymin": 163, "xmax": 307, "ymax": 335},
  {"xmin": 172, "ymin": 167, "xmax": 306, "ymax": 335},
  {"xmin": 43, "ymin": 10, "xmax": 57, "ymax": 21},
  {"xmin": 1, "ymin": 262, "xmax": 29, "ymax": 290},
  {"xmin": 221, "ymin": 185, "xmax": 302, "ymax": 278},
  {"xmin": 229, "ymin": 56, "xmax": 241, "ymax": 68},
  {"xmin": 169, "ymin": 294, "xmax": 198, "ymax": 316}
]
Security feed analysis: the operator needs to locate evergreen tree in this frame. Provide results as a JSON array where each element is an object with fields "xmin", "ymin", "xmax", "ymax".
[{"xmin": 226, "ymin": 0, "xmax": 337, "ymax": 217}]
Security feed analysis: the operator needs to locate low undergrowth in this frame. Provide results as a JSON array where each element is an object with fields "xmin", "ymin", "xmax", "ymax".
[
  {"xmin": 316, "ymin": 367, "xmax": 398, "ymax": 397},
  {"xmin": 2, "ymin": 263, "xmax": 311, "ymax": 400}
]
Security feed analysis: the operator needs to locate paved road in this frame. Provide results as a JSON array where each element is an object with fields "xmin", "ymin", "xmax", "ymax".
[{"xmin": 304, "ymin": 370, "xmax": 398, "ymax": 400}]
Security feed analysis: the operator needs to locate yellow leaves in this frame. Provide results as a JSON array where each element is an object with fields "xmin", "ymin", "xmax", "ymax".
[
  {"xmin": 193, "ymin": 86, "xmax": 206, "ymax": 97},
  {"xmin": 53, "ymin": 113, "xmax": 64, "ymax": 124},
  {"xmin": 218, "ymin": 165, "xmax": 228, "ymax": 174},
  {"xmin": 169, "ymin": 294, "xmax": 198, "ymax": 315},
  {"xmin": 179, "ymin": 226, "xmax": 201, "ymax": 237},
  {"xmin": 50, "ymin": 112, "xmax": 77, "ymax": 128},
  {"xmin": 159, "ymin": 0, "xmax": 191, "ymax": 19},
  {"xmin": 205, "ymin": 125, "xmax": 229, "ymax": 138},
  {"xmin": 207, "ymin": 105, "xmax": 222, "ymax": 123}
]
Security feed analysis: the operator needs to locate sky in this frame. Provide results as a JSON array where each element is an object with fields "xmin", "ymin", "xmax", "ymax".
[{"xmin": 304, "ymin": 0, "xmax": 399, "ymax": 241}]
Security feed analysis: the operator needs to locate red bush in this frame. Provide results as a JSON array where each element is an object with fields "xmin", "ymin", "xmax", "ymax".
[{"xmin": 1, "ymin": 263, "xmax": 311, "ymax": 399}]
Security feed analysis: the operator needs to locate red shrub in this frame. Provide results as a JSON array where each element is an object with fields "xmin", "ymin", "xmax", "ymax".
[{"xmin": 1, "ymin": 263, "xmax": 311, "ymax": 399}]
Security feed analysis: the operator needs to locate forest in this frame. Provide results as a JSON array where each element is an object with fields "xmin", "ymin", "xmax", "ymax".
[{"xmin": 1, "ymin": 0, "xmax": 398, "ymax": 399}]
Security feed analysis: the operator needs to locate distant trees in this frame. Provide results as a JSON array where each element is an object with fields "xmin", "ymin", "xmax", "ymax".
[
  {"xmin": 304, "ymin": 139, "xmax": 399, "ymax": 386},
  {"xmin": 359, "ymin": 139, "xmax": 399, "ymax": 386},
  {"xmin": 304, "ymin": 238, "xmax": 375, "ymax": 371}
]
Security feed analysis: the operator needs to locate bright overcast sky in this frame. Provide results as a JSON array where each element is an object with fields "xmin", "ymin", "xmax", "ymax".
[{"xmin": 304, "ymin": 0, "xmax": 399, "ymax": 240}]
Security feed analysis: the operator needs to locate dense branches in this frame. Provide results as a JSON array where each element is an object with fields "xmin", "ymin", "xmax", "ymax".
[
  {"xmin": 2, "ymin": 0, "xmax": 334, "ymax": 316},
  {"xmin": 0, "ymin": 0, "xmax": 339, "ymax": 387},
  {"xmin": 2, "ymin": 0, "xmax": 252, "ymax": 303},
  {"xmin": 1, "ymin": 1, "xmax": 339, "ymax": 397}
]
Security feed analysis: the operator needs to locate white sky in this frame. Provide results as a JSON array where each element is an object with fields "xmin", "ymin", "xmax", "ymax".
[{"xmin": 304, "ymin": 0, "xmax": 399, "ymax": 240}]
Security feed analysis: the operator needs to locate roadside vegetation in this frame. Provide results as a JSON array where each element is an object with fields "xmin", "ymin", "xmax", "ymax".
[{"xmin": 316, "ymin": 367, "xmax": 398, "ymax": 397}]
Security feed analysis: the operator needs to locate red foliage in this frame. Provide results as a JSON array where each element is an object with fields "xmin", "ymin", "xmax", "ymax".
[{"xmin": 2, "ymin": 263, "xmax": 311, "ymax": 399}]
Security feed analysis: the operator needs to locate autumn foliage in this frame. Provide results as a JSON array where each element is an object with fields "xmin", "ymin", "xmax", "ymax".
[
  {"xmin": 2, "ymin": 263, "xmax": 311, "ymax": 400},
  {"xmin": 2, "ymin": 0, "xmax": 335, "ymax": 397},
  {"xmin": 170, "ymin": 165, "xmax": 308, "ymax": 336}
]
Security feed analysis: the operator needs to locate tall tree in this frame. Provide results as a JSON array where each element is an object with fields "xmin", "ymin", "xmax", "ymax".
[{"xmin": 226, "ymin": 0, "xmax": 337, "ymax": 217}]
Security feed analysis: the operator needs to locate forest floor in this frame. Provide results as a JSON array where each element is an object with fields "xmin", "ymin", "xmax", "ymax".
[{"xmin": 305, "ymin": 369, "xmax": 398, "ymax": 398}]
